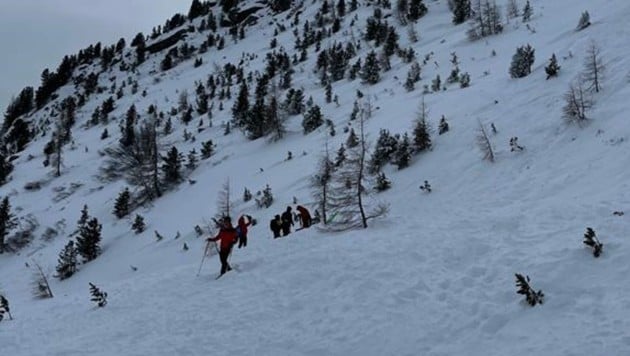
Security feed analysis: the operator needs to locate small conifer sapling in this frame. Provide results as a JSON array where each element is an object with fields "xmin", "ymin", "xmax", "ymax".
[
  {"xmin": 89, "ymin": 283, "xmax": 108, "ymax": 307},
  {"xmin": 515, "ymin": 273, "xmax": 544, "ymax": 306},
  {"xmin": 583, "ymin": 227, "xmax": 603, "ymax": 257}
]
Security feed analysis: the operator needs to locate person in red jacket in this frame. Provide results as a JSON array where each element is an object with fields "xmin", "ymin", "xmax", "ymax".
[
  {"xmin": 296, "ymin": 205, "xmax": 312, "ymax": 228},
  {"xmin": 236, "ymin": 215, "xmax": 252, "ymax": 248},
  {"xmin": 207, "ymin": 216, "xmax": 238, "ymax": 276}
]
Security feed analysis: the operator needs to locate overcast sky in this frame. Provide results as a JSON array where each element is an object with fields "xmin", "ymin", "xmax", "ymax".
[{"xmin": 0, "ymin": 0, "xmax": 190, "ymax": 114}]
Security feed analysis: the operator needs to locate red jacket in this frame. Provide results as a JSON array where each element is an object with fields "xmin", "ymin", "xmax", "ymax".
[
  {"xmin": 296, "ymin": 205, "xmax": 311, "ymax": 220},
  {"xmin": 209, "ymin": 226, "xmax": 238, "ymax": 250}
]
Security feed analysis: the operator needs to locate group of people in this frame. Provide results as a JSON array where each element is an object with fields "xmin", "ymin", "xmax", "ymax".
[
  {"xmin": 269, "ymin": 205, "xmax": 312, "ymax": 238},
  {"xmin": 206, "ymin": 215, "xmax": 252, "ymax": 276},
  {"xmin": 206, "ymin": 206, "xmax": 314, "ymax": 277}
]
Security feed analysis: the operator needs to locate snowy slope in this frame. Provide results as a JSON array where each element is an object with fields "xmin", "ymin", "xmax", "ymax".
[{"xmin": 2, "ymin": 0, "xmax": 630, "ymax": 355}]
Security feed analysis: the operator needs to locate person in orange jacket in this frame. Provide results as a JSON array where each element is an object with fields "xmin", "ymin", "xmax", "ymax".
[
  {"xmin": 296, "ymin": 205, "xmax": 312, "ymax": 228},
  {"xmin": 236, "ymin": 215, "xmax": 252, "ymax": 248},
  {"xmin": 207, "ymin": 216, "xmax": 238, "ymax": 276}
]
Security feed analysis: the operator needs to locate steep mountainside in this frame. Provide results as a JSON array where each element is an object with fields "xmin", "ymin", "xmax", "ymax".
[{"xmin": 1, "ymin": 1, "xmax": 630, "ymax": 355}]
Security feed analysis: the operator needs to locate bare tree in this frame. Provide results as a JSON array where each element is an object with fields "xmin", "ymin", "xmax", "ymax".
[
  {"xmin": 100, "ymin": 120, "xmax": 163, "ymax": 203},
  {"xmin": 215, "ymin": 178, "xmax": 232, "ymax": 220},
  {"xmin": 31, "ymin": 261, "xmax": 54, "ymax": 299},
  {"xmin": 476, "ymin": 120, "xmax": 495, "ymax": 162},
  {"xmin": 326, "ymin": 106, "xmax": 388, "ymax": 231},
  {"xmin": 310, "ymin": 141, "xmax": 335, "ymax": 225},
  {"xmin": 506, "ymin": 0, "xmax": 519, "ymax": 20},
  {"xmin": 563, "ymin": 80, "xmax": 592, "ymax": 126},
  {"xmin": 582, "ymin": 42, "xmax": 604, "ymax": 93}
]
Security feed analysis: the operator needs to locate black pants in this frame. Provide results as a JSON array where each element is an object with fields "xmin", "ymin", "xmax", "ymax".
[
  {"xmin": 219, "ymin": 246, "xmax": 233, "ymax": 275},
  {"xmin": 272, "ymin": 230, "xmax": 281, "ymax": 238},
  {"xmin": 238, "ymin": 235, "xmax": 247, "ymax": 248}
]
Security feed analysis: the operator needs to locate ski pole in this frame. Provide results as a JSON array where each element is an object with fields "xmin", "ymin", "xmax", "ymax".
[{"xmin": 196, "ymin": 240, "xmax": 211, "ymax": 276}]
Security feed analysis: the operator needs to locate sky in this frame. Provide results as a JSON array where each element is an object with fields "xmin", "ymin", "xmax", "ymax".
[{"xmin": 0, "ymin": 0, "xmax": 190, "ymax": 114}]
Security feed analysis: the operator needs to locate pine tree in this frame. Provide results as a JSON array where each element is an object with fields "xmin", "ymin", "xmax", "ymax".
[
  {"xmin": 161, "ymin": 146, "xmax": 183, "ymax": 185},
  {"xmin": 335, "ymin": 144, "xmax": 347, "ymax": 167},
  {"xmin": 576, "ymin": 11, "xmax": 591, "ymax": 31},
  {"xmin": 302, "ymin": 105, "xmax": 324, "ymax": 134},
  {"xmin": 374, "ymin": 172, "xmax": 392, "ymax": 192},
  {"xmin": 438, "ymin": 115, "xmax": 450, "ymax": 135},
  {"xmin": 515, "ymin": 273, "xmax": 544, "ymax": 306},
  {"xmin": 360, "ymin": 51, "xmax": 381, "ymax": 85},
  {"xmin": 346, "ymin": 128, "xmax": 359, "ymax": 148},
  {"xmin": 232, "ymin": 81, "xmax": 250, "ymax": 127},
  {"xmin": 200, "ymin": 139, "xmax": 215, "ymax": 159},
  {"xmin": 132, "ymin": 214, "xmax": 146, "ymax": 234},
  {"xmin": 394, "ymin": 133, "xmax": 412, "ymax": 169},
  {"xmin": 0, "ymin": 148, "xmax": 14, "ymax": 186},
  {"xmin": 89, "ymin": 283, "xmax": 108, "ymax": 307},
  {"xmin": 0, "ymin": 196, "xmax": 17, "ymax": 254},
  {"xmin": 583, "ymin": 227, "xmax": 603, "ymax": 258},
  {"xmin": 413, "ymin": 98, "xmax": 432, "ymax": 153},
  {"xmin": 0, "ymin": 294, "xmax": 11, "ymax": 321},
  {"xmin": 369, "ymin": 129, "xmax": 399, "ymax": 173},
  {"xmin": 55, "ymin": 241, "xmax": 78, "ymax": 280},
  {"xmin": 243, "ymin": 187, "xmax": 253, "ymax": 202},
  {"xmin": 452, "ymin": 0, "xmax": 471, "ymax": 25},
  {"xmin": 545, "ymin": 53, "xmax": 560, "ymax": 80},
  {"xmin": 113, "ymin": 188, "xmax": 131, "ymax": 219},
  {"xmin": 408, "ymin": 0, "xmax": 428, "ymax": 21},
  {"xmin": 522, "ymin": 0, "xmax": 532, "ymax": 22},
  {"xmin": 509, "ymin": 44, "xmax": 535, "ymax": 78},
  {"xmin": 76, "ymin": 217, "xmax": 102, "ymax": 262},
  {"xmin": 186, "ymin": 149, "xmax": 198, "ymax": 171}
]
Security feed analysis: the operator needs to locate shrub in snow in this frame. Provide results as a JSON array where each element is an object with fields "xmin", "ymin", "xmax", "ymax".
[
  {"xmin": 583, "ymin": 227, "xmax": 603, "ymax": 258},
  {"xmin": 89, "ymin": 283, "xmax": 108, "ymax": 307},
  {"xmin": 515, "ymin": 273, "xmax": 544, "ymax": 306},
  {"xmin": 419, "ymin": 180, "xmax": 432, "ymax": 193},
  {"xmin": 438, "ymin": 116, "xmax": 450, "ymax": 135},
  {"xmin": 476, "ymin": 121, "xmax": 495, "ymax": 162},
  {"xmin": 132, "ymin": 214, "xmax": 146, "ymax": 234},
  {"xmin": 374, "ymin": 172, "xmax": 392, "ymax": 192},
  {"xmin": 0, "ymin": 294, "xmax": 11, "ymax": 321},
  {"xmin": 576, "ymin": 11, "xmax": 591, "ymax": 31},
  {"xmin": 545, "ymin": 54, "xmax": 560, "ymax": 79},
  {"xmin": 509, "ymin": 137, "xmax": 524, "ymax": 152},
  {"xmin": 31, "ymin": 261, "xmax": 54, "ymax": 299}
]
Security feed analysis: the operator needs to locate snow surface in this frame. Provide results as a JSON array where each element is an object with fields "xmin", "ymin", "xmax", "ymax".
[{"xmin": 2, "ymin": 0, "xmax": 630, "ymax": 355}]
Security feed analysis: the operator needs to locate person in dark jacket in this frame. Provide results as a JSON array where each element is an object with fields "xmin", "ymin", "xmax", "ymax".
[
  {"xmin": 270, "ymin": 215, "xmax": 282, "ymax": 238},
  {"xmin": 207, "ymin": 216, "xmax": 238, "ymax": 276},
  {"xmin": 236, "ymin": 215, "xmax": 252, "ymax": 248},
  {"xmin": 281, "ymin": 206, "xmax": 294, "ymax": 236},
  {"xmin": 296, "ymin": 205, "xmax": 312, "ymax": 228}
]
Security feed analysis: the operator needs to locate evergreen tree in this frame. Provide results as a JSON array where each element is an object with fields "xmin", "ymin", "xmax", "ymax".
[
  {"xmin": 302, "ymin": 105, "xmax": 324, "ymax": 134},
  {"xmin": 76, "ymin": 217, "xmax": 102, "ymax": 262},
  {"xmin": 0, "ymin": 148, "xmax": 13, "ymax": 186},
  {"xmin": 0, "ymin": 294, "xmax": 11, "ymax": 321},
  {"xmin": 583, "ymin": 227, "xmax": 603, "ymax": 258},
  {"xmin": 335, "ymin": 144, "xmax": 347, "ymax": 167},
  {"xmin": 113, "ymin": 188, "xmax": 131, "ymax": 219},
  {"xmin": 161, "ymin": 146, "xmax": 183, "ymax": 185},
  {"xmin": 438, "ymin": 115, "xmax": 450, "ymax": 135},
  {"xmin": 394, "ymin": 133, "xmax": 412, "ymax": 169},
  {"xmin": 369, "ymin": 129, "xmax": 399, "ymax": 173},
  {"xmin": 545, "ymin": 53, "xmax": 560, "ymax": 79},
  {"xmin": 0, "ymin": 196, "xmax": 17, "ymax": 254},
  {"xmin": 186, "ymin": 149, "xmax": 198, "ymax": 171},
  {"xmin": 408, "ymin": 0, "xmax": 428, "ymax": 21},
  {"xmin": 413, "ymin": 98, "xmax": 432, "ymax": 153},
  {"xmin": 132, "ymin": 214, "xmax": 146, "ymax": 234},
  {"xmin": 243, "ymin": 187, "xmax": 253, "ymax": 202},
  {"xmin": 200, "ymin": 139, "xmax": 215, "ymax": 159},
  {"xmin": 374, "ymin": 172, "xmax": 392, "ymax": 192},
  {"xmin": 360, "ymin": 51, "xmax": 381, "ymax": 85},
  {"xmin": 89, "ymin": 283, "xmax": 108, "ymax": 307},
  {"xmin": 55, "ymin": 241, "xmax": 78, "ymax": 280},
  {"xmin": 509, "ymin": 44, "xmax": 535, "ymax": 78},
  {"xmin": 232, "ymin": 81, "xmax": 250, "ymax": 127},
  {"xmin": 452, "ymin": 0, "xmax": 471, "ymax": 25},
  {"xmin": 522, "ymin": 0, "xmax": 532, "ymax": 22},
  {"xmin": 120, "ymin": 105, "xmax": 137, "ymax": 148},
  {"xmin": 515, "ymin": 273, "xmax": 544, "ymax": 306},
  {"xmin": 346, "ymin": 128, "xmax": 359, "ymax": 148},
  {"xmin": 576, "ymin": 11, "xmax": 591, "ymax": 31}
]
